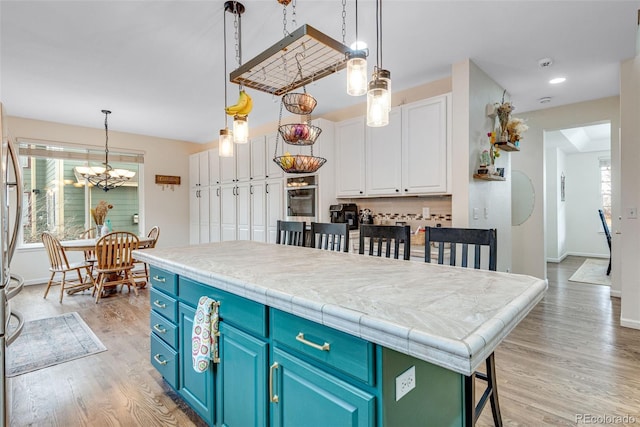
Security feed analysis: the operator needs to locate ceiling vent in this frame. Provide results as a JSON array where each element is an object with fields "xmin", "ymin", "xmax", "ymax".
[{"xmin": 538, "ymin": 57, "xmax": 553, "ymax": 68}]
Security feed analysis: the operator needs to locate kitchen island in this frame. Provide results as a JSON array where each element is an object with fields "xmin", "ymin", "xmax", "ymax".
[{"xmin": 134, "ymin": 241, "xmax": 546, "ymax": 427}]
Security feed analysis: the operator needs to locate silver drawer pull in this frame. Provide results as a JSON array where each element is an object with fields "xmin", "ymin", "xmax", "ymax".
[
  {"xmin": 152, "ymin": 275, "xmax": 166, "ymax": 283},
  {"xmin": 153, "ymin": 324, "xmax": 167, "ymax": 334},
  {"xmin": 153, "ymin": 300, "xmax": 166, "ymax": 309},
  {"xmin": 296, "ymin": 332, "xmax": 330, "ymax": 352},
  {"xmin": 154, "ymin": 354, "xmax": 168, "ymax": 366}
]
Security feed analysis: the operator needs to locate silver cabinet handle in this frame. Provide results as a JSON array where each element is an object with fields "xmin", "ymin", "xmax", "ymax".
[
  {"xmin": 153, "ymin": 300, "xmax": 166, "ymax": 309},
  {"xmin": 6, "ymin": 310, "xmax": 25, "ymax": 347},
  {"xmin": 296, "ymin": 332, "xmax": 330, "ymax": 352},
  {"xmin": 152, "ymin": 275, "xmax": 166, "ymax": 283},
  {"xmin": 269, "ymin": 362, "xmax": 279, "ymax": 403},
  {"xmin": 153, "ymin": 324, "xmax": 167, "ymax": 334},
  {"xmin": 265, "ymin": 184, "xmax": 269, "ymax": 194},
  {"xmin": 153, "ymin": 354, "xmax": 168, "ymax": 366},
  {"xmin": 7, "ymin": 138, "xmax": 23, "ymax": 264}
]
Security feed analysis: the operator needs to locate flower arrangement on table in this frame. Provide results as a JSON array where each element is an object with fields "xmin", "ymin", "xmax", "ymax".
[{"xmin": 91, "ymin": 200, "xmax": 113, "ymax": 226}]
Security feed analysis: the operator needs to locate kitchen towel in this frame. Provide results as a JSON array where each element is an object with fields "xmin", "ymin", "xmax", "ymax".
[{"xmin": 192, "ymin": 296, "xmax": 220, "ymax": 373}]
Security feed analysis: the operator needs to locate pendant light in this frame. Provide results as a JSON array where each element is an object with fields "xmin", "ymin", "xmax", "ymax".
[
  {"xmin": 219, "ymin": 2, "xmax": 234, "ymax": 157},
  {"xmin": 228, "ymin": 1, "xmax": 249, "ymax": 144},
  {"xmin": 76, "ymin": 110, "xmax": 136, "ymax": 191},
  {"xmin": 367, "ymin": 0, "xmax": 390, "ymax": 127},
  {"xmin": 345, "ymin": 0, "xmax": 368, "ymax": 96}
]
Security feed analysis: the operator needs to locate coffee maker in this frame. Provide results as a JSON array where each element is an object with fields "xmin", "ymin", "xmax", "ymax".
[{"xmin": 329, "ymin": 203, "xmax": 359, "ymax": 230}]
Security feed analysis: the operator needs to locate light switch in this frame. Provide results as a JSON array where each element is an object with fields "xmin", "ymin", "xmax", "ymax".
[
  {"xmin": 473, "ymin": 208, "xmax": 479, "ymax": 220},
  {"xmin": 484, "ymin": 207, "xmax": 489, "ymax": 219}
]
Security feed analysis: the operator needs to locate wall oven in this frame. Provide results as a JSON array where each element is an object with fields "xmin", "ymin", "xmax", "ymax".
[{"xmin": 285, "ymin": 175, "xmax": 317, "ymax": 224}]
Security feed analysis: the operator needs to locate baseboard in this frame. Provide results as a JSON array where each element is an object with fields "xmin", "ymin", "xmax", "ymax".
[
  {"xmin": 546, "ymin": 253, "xmax": 568, "ymax": 263},
  {"xmin": 566, "ymin": 251, "xmax": 608, "ymax": 259},
  {"xmin": 620, "ymin": 318, "xmax": 640, "ymax": 330},
  {"xmin": 610, "ymin": 289, "xmax": 621, "ymax": 298}
]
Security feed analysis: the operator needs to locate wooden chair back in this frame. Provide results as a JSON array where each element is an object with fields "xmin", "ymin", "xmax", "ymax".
[
  {"xmin": 95, "ymin": 231, "xmax": 140, "ymax": 272},
  {"xmin": 79, "ymin": 228, "xmax": 97, "ymax": 262},
  {"xmin": 425, "ymin": 227, "xmax": 497, "ymax": 270},
  {"xmin": 358, "ymin": 224, "xmax": 411, "ymax": 260},
  {"xmin": 147, "ymin": 225, "xmax": 160, "ymax": 248},
  {"xmin": 310, "ymin": 222, "xmax": 349, "ymax": 252},
  {"xmin": 276, "ymin": 220, "xmax": 306, "ymax": 246},
  {"xmin": 42, "ymin": 232, "xmax": 71, "ymax": 271}
]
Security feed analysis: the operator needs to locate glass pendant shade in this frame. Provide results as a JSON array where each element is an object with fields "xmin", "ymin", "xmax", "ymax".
[
  {"xmin": 377, "ymin": 69, "xmax": 391, "ymax": 112},
  {"xmin": 219, "ymin": 128, "xmax": 234, "ymax": 157},
  {"xmin": 346, "ymin": 50, "xmax": 368, "ymax": 96},
  {"xmin": 233, "ymin": 115, "xmax": 249, "ymax": 144},
  {"xmin": 367, "ymin": 78, "xmax": 389, "ymax": 127}
]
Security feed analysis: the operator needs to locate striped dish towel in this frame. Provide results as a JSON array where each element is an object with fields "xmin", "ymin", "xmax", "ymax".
[{"xmin": 192, "ymin": 296, "xmax": 220, "ymax": 373}]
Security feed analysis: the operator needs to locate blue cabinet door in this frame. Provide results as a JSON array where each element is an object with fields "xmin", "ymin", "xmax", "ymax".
[
  {"xmin": 271, "ymin": 347, "xmax": 375, "ymax": 427},
  {"xmin": 217, "ymin": 322, "xmax": 268, "ymax": 427},
  {"xmin": 178, "ymin": 303, "xmax": 215, "ymax": 426}
]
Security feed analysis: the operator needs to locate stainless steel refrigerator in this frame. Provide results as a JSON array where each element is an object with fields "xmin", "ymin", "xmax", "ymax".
[{"xmin": 0, "ymin": 103, "xmax": 25, "ymax": 426}]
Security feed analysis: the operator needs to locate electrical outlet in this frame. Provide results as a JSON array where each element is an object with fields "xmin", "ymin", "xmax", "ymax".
[
  {"xmin": 422, "ymin": 207, "xmax": 430, "ymax": 218},
  {"xmin": 484, "ymin": 207, "xmax": 489, "ymax": 219},
  {"xmin": 473, "ymin": 208, "xmax": 479, "ymax": 220},
  {"xmin": 395, "ymin": 366, "xmax": 416, "ymax": 401}
]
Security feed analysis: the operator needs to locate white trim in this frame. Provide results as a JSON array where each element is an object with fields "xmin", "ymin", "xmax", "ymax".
[
  {"xmin": 609, "ymin": 289, "xmax": 621, "ymax": 298},
  {"xmin": 564, "ymin": 251, "xmax": 609, "ymax": 259},
  {"xmin": 620, "ymin": 317, "xmax": 640, "ymax": 330},
  {"xmin": 546, "ymin": 253, "xmax": 569, "ymax": 263}
]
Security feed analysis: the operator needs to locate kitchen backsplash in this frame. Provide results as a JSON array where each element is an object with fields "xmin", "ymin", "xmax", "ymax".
[{"xmin": 336, "ymin": 196, "xmax": 452, "ymax": 230}]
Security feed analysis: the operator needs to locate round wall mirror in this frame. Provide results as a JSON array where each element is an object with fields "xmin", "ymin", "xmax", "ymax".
[{"xmin": 512, "ymin": 170, "xmax": 535, "ymax": 226}]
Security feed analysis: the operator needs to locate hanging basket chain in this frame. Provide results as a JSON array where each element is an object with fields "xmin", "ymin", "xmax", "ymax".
[{"xmin": 274, "ymin": 99, "xmax": 285, "ymax": 158}]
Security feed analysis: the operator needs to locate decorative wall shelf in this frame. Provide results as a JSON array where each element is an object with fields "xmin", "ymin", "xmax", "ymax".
[
  {"xmin": 494, "ymin": 142, "xmax": 520, "ymax": 151},
  {"xmin": 473, "ymin": 173, "xmax": 506, "ymax": 181}
]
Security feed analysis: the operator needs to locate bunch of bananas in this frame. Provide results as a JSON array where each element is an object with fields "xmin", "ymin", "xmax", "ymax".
[{"xmin": 225, "ymin": 90, "xmax": 253, "ymax": 116}]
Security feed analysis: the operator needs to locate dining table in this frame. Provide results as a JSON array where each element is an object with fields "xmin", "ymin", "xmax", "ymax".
[
  {"xmin": 59, "ymin": 235, "xmax": 155, "ymax": 252},
  {"xmin": 58, "ymin": 235, "xmax": 155, "ymax": 294}
]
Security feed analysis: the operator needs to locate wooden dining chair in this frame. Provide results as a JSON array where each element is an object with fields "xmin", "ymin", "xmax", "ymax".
[
  {"xmin": 79, "ymin": 228, "xmax": 97, "ymax": 273},
  {"xmin": 424, "ymin": 226, "xmax": 501, "ymax": 427},
  {"xmin": 310, "ymin": 222, "xmax": 349, "ymax": 252},
  {"xmin": 358, "ymin": 224, "xmax": 411, "ymax": 260},
  {"xmin": 93, "ymin": 231, "xmax": 140, "ymax": 303},
  {"xmin": 598, "ymin": 209, "xmax": 612, "ymax": 275},
  {"xmin": 133, "ymin": 226, "xmax": 161, "ymax": 286},
  {"xmin": 275, "ymin": 220, "xmax": 306, "ymax": 246},
  {"xmin": 42, "ymin": 232, "xmax": 95, "ymax": 303}
]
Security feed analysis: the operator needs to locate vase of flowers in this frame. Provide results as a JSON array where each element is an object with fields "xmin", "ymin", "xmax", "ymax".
[
  {"xmin": 494, "ymin": 90, "xmax": 514, "ymax": 142},
  {"xmin": 91, "ymin": 200, "xmax": 113, "ymax": 237},
  {"xmin": 506, "ymin": 117, "xmax": 529, "ymax": 145}
]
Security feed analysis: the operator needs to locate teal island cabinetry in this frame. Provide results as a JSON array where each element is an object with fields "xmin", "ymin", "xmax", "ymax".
[{"xmin": 136, "ymin": 241, "xmax": 546, "ymax": 427}]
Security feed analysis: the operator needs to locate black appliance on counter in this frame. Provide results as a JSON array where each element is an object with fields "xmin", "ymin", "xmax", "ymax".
[{"xmin": 329, "ymin": 203, "xmax": 359, "ymax": 230}]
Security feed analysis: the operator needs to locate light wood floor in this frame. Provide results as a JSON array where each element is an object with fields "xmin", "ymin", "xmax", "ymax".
[{"xmin": 8, "ymin": 256, "xmax": 640, "ymax": 426}]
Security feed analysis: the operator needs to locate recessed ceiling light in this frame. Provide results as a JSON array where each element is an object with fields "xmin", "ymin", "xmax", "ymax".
[
  {"xmin": 539, "ymin": 97, "xmax": 552, "ymax": 104},
  {"xmin": 549, "ymin": 77, "xmax": 566, "ymax": 84}
]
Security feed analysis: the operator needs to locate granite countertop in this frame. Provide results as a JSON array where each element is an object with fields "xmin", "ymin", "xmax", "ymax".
[{"xmin": 134, "ymin": 241, "xmax": 547, "ymax": 375}]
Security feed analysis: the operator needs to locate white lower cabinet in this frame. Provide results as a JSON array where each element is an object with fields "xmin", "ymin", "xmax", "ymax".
[
  {"xmin": 251, "ymin": 179, "xmax": 283, "ymax": 243},
  {"xmin": 221, "ymin": 183, "xmax": 250, "ymax": 241},
  {"xmin": 265, "ymin": 179, "xmax": 283, "ymax": 244},
  {"xmin": 251, "ymin": 181, "xmax": 266, "ymax": 242},
  {"xmin": 210, "ymin": 186, "xmax": 221, "ymax": 243},
  {"xmin": 189, "ymin": 186, "xmax": 210, "ymax": 245}
]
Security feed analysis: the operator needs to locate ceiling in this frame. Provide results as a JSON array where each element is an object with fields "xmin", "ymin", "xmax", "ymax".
[
  {"xmin": 1, "ymin": 1, "xmax": 638, "ymax": 144},
  {"xmin": 546, "ymin": 123, "xmax": 611, "ymax": 154}
]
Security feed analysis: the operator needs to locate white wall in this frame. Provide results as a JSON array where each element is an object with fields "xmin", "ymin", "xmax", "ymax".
[
  {"xmin": 513, "ymin": 97, "xmax": 621, "ymax": 282},
  {"xmin": 620, "ymin": 50, "xmax": 640, "ymax": 328},
  {"xmin": 565, "ymin": 150, "xmax": 610, "ymax": 258},
  {"xmin": 7, "ymin": 115, "xmax": 201, "ymax": 285},
  {"xmin": 545, "ymin": 147, "xmax": 568, "ymax": 262},
  {"xmin": 452, "ymin": 60, "xmax": 512, "ymax": 272}
]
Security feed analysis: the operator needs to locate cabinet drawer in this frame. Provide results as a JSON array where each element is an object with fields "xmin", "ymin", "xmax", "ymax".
[
  {"xmin": 178, "ymin": 277, "xmax": 266, "ymax": 338},
  {"xmin": 271, "ymin": 309, "xmax": 374, "ymax": 385},
  {"xmin": 150, "ymin": 333, "xmax": 179, "ymax": 389},
  {"xmin": 149, "ymin": 266, "xmax": 177, "ymax": 294},
  {"xmin": 150, "ymin": 310, "xmax": 178, "ymax": 349},
  {"xmin": 150, "ymin": 288, "xmax": 177, "ymax": 323}
]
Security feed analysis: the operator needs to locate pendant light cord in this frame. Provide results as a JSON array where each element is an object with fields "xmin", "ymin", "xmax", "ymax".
[
  {"xmin": 223, "ymin": 6, "xmax": 228, "ymax": 127},
  {"xmin": 355, "ymin": 0, "xmax": 359, "ymax": 48},
  {"xmin": 103, "ymin": 110, "xmax": 110, "ymax": 167}
]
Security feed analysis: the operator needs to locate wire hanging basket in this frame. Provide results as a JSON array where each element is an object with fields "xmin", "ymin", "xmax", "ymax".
[
  {"xmin": 278, "ymin": 123, "xmax": 322, "ymax": 145},
  {"xmin": 282, "ymin": 92, "xmax": 317, "ymax": 115},
  {"xmin": 273, "ymin": 153, "xmax": 327, "ymax": 174}
]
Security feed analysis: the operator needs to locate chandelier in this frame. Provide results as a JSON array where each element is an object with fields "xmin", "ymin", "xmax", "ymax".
[{"xmin": 76, "ymin": 110, "xmax": 136, "ymax": 191}]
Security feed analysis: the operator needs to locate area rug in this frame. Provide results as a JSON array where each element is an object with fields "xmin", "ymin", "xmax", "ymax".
[
  {"xmin": 568, "ymin": 258, "xmax": 611, "ymax": 286},
  {"xmin": 6, "ymin": 312, "xmax": 106, "ymax": 377}
]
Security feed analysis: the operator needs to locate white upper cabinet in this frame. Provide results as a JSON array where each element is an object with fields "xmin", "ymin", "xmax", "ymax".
[
  {"xmin": 335, "ymin": 117, "xmax": 366, "ymax": 197},
  {"xmin": 236, "ymin": 142, "xmax": 251, "ymax": 182},
  {"xmin": 189, "ymin": 151, "xmax": 210, "ymax": 188},
  {"xmin": 266, "ymin": 133, "xmax": 283, "ymax": 179},
  {"xmin": 220, "ymin": 152, "xmax": 236, "ymax": 184},
  {"xmin": 366, "ymin": 108, "xmax": 402, "ymax": 195},
  {"xmin": 250, "ymin": 136, "xmax": 266, "ymax": 181},
  {"xmin": 401, "ymin": 94, "xmax": 451, "ymax": 194},
  {"xmin": 209, "ymin": 149, "xmax": 220, "ymax": 185}
]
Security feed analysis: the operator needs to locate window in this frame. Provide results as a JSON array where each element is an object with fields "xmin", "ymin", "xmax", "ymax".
[
  {"xmin": 600, "ymin": 157, "xmax": 611, "ymax": 228},
  {"xmin": 18, "ymin": 140, "xmax": 143, "ymax": 244}
]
